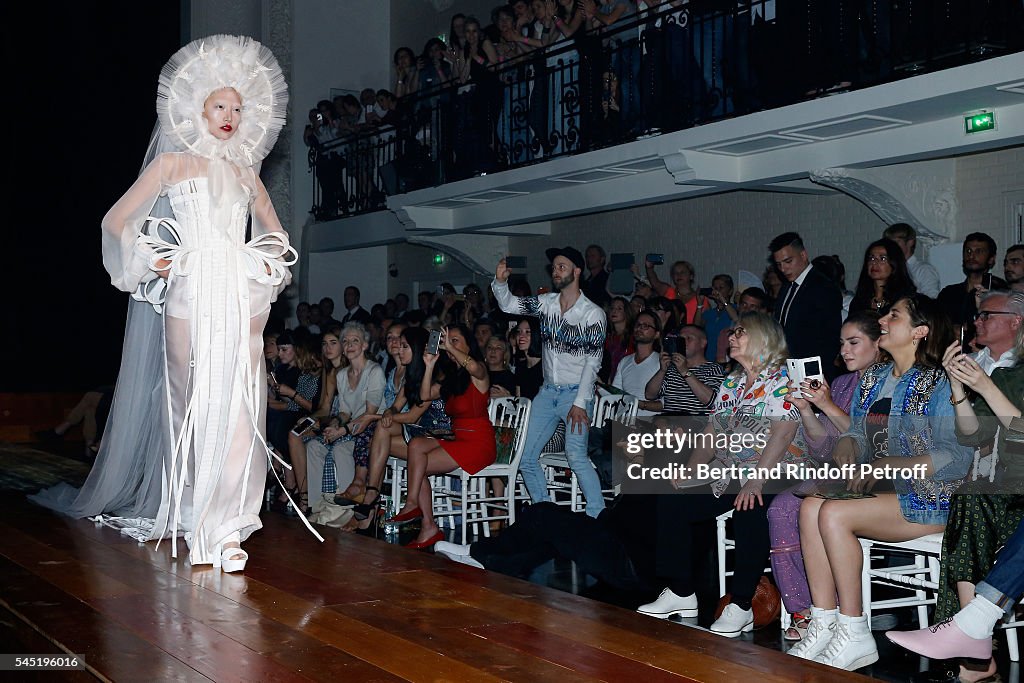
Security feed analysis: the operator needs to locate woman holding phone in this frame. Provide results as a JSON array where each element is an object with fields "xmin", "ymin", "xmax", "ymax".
[{"xmin": 387, "ymin": 325, "xmax": 495, "ymax": 548}]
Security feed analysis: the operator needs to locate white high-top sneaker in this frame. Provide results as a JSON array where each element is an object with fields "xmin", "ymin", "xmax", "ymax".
[
  {"xmin": 786, "ymin": 607, "xmax": 837, "ymax": 660},
  {"xmin": 814, "ymin": 613, "xmax": 879, "ymax": 671}
]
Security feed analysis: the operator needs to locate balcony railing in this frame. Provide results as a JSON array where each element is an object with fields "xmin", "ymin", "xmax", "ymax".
[{"xmin": 306, "ymin": 0, "xmax": 1022, "ymax": 221}]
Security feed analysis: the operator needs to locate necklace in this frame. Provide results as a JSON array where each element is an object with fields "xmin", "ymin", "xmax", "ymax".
[{"xmin": 872, "ymin": 296, "xmax": 888, "ymax": 310}]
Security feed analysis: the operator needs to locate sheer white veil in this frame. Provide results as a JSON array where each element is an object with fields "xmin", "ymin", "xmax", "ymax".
[{"xmin": 29, "ymin": 124, "xmax": 177, "ymax": 520}]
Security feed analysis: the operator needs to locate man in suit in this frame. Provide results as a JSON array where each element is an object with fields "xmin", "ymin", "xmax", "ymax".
[
  {"xmin": 340, "ymin": 286, "xmax": 371, "ymax": 325},
  {"xmin": 769, "ymin": 232, "xmax": 843, "ymax": 380}
]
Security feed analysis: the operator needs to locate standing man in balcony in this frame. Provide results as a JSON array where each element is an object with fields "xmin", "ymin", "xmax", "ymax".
[
  {"xmin": 769, "ymin": 232, "xmax": 843, "ymax": 380},
  {"xmin": 492, "ymin": 247, "xmax": 608, "ymax": 517}
]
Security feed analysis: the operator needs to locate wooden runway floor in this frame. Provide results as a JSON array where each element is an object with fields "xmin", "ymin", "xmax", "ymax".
[{"xmin": 0, "ymin": 495, "xmax": 868, "ymax": 682}]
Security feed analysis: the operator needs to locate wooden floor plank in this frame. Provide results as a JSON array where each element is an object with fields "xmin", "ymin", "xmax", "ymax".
[
  {"xmin": 0, "ymin": 493, "xmax": 871, "ymax": 682},
  {"xmin": 0, "ymin": 556, "xmax": 213, "ymax": 682}
]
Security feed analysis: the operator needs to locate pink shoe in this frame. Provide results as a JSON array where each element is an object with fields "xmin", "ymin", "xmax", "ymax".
[{"xmin": 886, "ymin": 619, "xmax": 992, "ymax": 660}]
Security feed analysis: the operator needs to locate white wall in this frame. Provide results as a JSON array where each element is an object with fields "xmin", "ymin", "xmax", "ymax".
[
  {"xmin": 387, "ymin": 242, "xmax": 491, "ymax": 299},
  {"xmin": 308, "ymin": 246, "xmax": 390, "ymax": 311},
  {"xmin": 956, "ymin": 146, "xmax": 1024, "ymax": 245},
  {"xmin": 509, "ymin": 190, "xmax": 885, "ymax": 293}
]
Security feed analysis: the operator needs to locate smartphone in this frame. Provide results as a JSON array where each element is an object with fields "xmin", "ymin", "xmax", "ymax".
[
  {"xmin": 787, "ymin": 356, "xmax": 825, "ymax": 398},
  {"xmin": 646, "ymin": 253, "xmax": 664, "ymax": 265},
  {"xmin": 662, "ymin": 335, "xmax": 678, "ymax": 356},
  {"xmin": 290, "ymin": 415, "xmax": 318, "ymax": 436},
  {"xmin": 505, "ymin": 256, "xmax": 527, "ymax": 269},
  {"xmin": 426, "ymin": 329, "xmax": 442, "ymax": 355},
  {"xmin": 699, "ymin": 287, "xmax": 714, "ymax": 297}
]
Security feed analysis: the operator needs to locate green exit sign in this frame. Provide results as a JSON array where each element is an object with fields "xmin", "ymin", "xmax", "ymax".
[{"xmin": 965, "ymin": 112, "xmax": 995, "ymax": 134}]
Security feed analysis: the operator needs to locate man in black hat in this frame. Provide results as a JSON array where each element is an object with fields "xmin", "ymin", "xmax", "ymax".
[{"xmin": 492, "ymin": 247, "xmax": 609, "ymax": 517}]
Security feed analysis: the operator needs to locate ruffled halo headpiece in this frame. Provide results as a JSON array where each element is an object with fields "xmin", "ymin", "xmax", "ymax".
[{"xmin": 156, "ymin": 34, "xmax": 288, "ymax": 167}]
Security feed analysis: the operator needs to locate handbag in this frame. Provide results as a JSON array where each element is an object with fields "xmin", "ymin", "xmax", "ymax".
[{"xmin": 713, "ymin": 575, "xmax": 782, "ymax": 629}]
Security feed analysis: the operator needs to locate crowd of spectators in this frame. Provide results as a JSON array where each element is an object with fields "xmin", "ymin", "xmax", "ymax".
[
  {"xmin": 253, "ymin": 225, "xmax": 1023, "ymax": 672},
  {"xmin": 303, "ymin": 1, "xmax": 1019, "ymax": 218}
]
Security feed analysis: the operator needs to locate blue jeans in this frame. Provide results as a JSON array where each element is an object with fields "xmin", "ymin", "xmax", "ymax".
[
  {"xmin": 519, "ymin": 384, "xmax": 604, "ymax": 518},
  {"xmin": 977, "ymin": 520, "xmax": 1024, "ymax": 615}
]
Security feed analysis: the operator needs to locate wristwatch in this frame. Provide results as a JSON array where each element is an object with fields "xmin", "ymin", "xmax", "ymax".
[{"xmin": 681, "ymin": 370, "xmax": 693, "ymax": 378}]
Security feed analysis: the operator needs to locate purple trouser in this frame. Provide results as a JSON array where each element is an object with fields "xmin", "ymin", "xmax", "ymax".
[{"xmin": 768, "ymin": 488, "xmax": 810, "ymax": 614}]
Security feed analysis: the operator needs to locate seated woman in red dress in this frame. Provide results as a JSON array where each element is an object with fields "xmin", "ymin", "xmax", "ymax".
[{"xmin": 388, "ymin": 324, "xmax": 496, "ymax": 548}]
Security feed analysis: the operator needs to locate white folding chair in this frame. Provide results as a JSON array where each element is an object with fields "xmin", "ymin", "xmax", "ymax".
[
  {"xmin": 540, "ymin": 394, "xmax": 638, "ymax": 511},
  {"xmin": 431, "ymin": 397, "xmax": 532, "ymax": 543},
  {"xmin": 859, "ymin": 534, "xmax": 943, "ymax": 628},
  {"xmin": 715, "ymin": 509, "xmax": 787, "ymax": 629}
]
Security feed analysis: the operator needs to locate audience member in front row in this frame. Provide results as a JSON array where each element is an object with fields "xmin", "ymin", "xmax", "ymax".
[
  {"xmin": 511, "ymin": 317, "xmax": 544, "ymax": 399},
  {"xmin": 848, "ymin": 238, "xmax": 916, "ymax": 316},
  {"xmin": 888, "ymin": 518, "xmax": 1024, "ymax": 665},
  {"xmin": 345, "ymin": 327, "xmax": 452, "ymax": 529},
  {"xmin": 319, "ymin": 323, "xmax": 386, "ymax": 508},
  {"xmin": 340, "ymin": 286, "xmax": 372, "ymax": 324},
  {"xmin": 287, "ymin": 330, "xmax": 345, "ymax": 515},
  {"xmin": 638, "ymin": 313, "xmax": 806, "ymax": 637},
  {"xmin": 884, "ymin": 222, "xmax": 941, "ymax": 297},
  {"xmin": 790, "ymin": 295, "xmax": 970, "ymax": 671},
  {"xmin": 938, "ymin": 232, "xmax": 1007, "ymax": 344},
  {"xmin": 768, "ymin": 311, "xmax": 884, "ymax": 641},
  {"xmin": 387, "ymin": 325, "xmax": 496, "ymax": 548},
  {"xmin": 971, "ymin": 290, "xmax": 1023, "ymax": 372},
  {"xmin": 1005, "ymin": 243, "xmax": 1024, "ymax": 289},
  {"xmin": 912, "ymin": 320, "xmax": 1024, "ymax": 683},
  {"xmin": 888, "ymin": 339, "xmax": 1023, "ymax": 680},
  {"xmin": 644, "ymin": 325, "xmax": 724, "ymax": 415},
  {"xmin": 770, "ymin": 232, "xmax": 843, "ymax": 380},
  {"xmin": 492, "ymin": 247, "xmax": 608, "ymax": 517}
]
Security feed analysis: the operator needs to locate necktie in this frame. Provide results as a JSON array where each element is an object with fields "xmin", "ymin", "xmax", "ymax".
[{"xmin": 780, "ymin": 283, "xmax": 799, "ymax": 325}]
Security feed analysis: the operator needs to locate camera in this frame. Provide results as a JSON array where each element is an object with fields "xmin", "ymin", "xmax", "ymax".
[{"xmin": 786, "ymin": 356, "xmax": 824, "ymax": 399}]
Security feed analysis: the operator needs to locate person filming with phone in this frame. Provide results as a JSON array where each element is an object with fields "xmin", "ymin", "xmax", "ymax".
[
  {"xmin": 492, "ymin": 247, "xmax": 608, "ymax": 517},
  {"xmin": 644, "ymin": 325, "xmax": 724, "ymax": 416}
]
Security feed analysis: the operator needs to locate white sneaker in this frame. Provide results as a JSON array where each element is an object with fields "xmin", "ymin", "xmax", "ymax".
[
  {"xmin": 787, "ymin": 608, "xmax": 837, "ymax": 660},
  {"xmin": 814, "ymin": 614, "xmax": 879, "ymax": 671},
  {"xmin": 434, "ymin": 541, "xmax": 482, "ymax": 568},
  {"xmin": 637, "ymin": 588, "xmax": 698, "ymax": 619},
  {"xmin": 710, "ymin": 603, "xmax": 754, "ymax": 637}
]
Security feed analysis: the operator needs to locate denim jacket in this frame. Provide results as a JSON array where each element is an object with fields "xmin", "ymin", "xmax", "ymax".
[{"xmin": 843, "ymin": 362, "xmax": 971, "ymax": 525}]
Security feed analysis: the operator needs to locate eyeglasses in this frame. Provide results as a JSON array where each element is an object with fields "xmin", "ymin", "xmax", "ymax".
[
  {"xmin": 866, "ymin": 254, "xmax": 890, "ymax": 263},
  {"xmin": 634, "ymin": 322, "xmax": 655, "ymax": 329},
  {"xmin": 729, "ymin": 326, "xmax": 747, "ymax": 338},
  {"xmin": 974, "ymin": 311, "xmax": 1019, "ymax": 322}
]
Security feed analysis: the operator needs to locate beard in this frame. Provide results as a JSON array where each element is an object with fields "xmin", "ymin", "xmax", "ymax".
[{"xmin": 552, "ymin": 271, "xmax": 576, "ymax": 292}]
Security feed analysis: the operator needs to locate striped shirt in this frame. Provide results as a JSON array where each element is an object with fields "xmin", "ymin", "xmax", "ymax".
[{"xmin": 659, "ymin": 362, "xmax": 725, "ymax": 415}]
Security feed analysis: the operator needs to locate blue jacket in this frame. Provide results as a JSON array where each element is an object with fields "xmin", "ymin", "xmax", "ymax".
[{"xmin": 843, "ymin": 362, "xmax": 972, "ymax": 525}]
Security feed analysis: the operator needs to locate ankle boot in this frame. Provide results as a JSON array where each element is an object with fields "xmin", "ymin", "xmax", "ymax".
[{"xmin": 815, "ymin": 613, "xmax": 879, "ymax": 671}]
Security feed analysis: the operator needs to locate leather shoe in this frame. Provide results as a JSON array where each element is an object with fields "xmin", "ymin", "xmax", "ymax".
[
  {"xmin": 406, "ymin": 530, "xmax": 444, "ymax": 549},
  {"xmin": 886, "ymin": 619, "xmax": 993, "ymax": 661},
  {"xmin": 710, "ymin": 603, "xmax": 754, "ymax": 637},
  {"xmin": 637, "ymin": 588, "xmax": 698, "ymax": 619},
  {"xmin": 385, "ymin": 507, "xmax": 423, "ymax": 525}
]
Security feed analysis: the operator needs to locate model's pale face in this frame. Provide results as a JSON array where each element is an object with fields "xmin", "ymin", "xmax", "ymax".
[{"xmin": 203, "ymin": 88, "xmax": 242, "ymax": 140}]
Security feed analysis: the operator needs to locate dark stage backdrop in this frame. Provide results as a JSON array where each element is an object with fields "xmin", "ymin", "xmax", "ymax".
[{"xmin": 7, "ymin": 3, "xmax": 181, "ymax": 391}]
